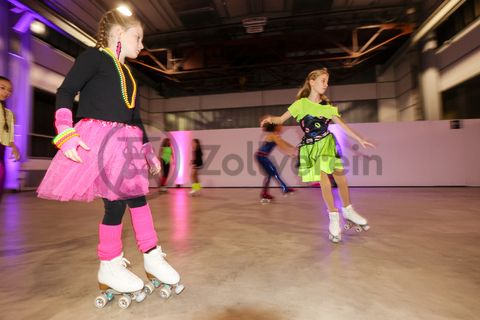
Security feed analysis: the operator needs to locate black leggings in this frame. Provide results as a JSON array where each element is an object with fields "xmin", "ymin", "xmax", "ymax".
[
  {"xmin": 102, "ymin": 196, "xmax": 147, "ymax": 225},
  {"xmin": 161, "ymin": 160, "xmax": 170, "ymax": 178}
]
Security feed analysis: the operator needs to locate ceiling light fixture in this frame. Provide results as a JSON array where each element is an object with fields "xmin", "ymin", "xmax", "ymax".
[
  {"xmin": 30, "ymin": 20, "xmax": 46, "ymax": 34},
  {"xmin": 242, "ymin": 17, "xmax": 267, "ymax": 34},
  {"xmin": 117, "ymin": 5, "xmax": 132, "ymax": 17}
]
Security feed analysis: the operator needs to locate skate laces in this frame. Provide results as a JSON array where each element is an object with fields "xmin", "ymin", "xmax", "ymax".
[
  {"xmin": 148, "ymin": 247, "xmax": 167, "ymax": 258},
  {"xmin": 350, "ymin": 211, "xmax": 361, "ymax": 219},
  {"xmin": 112, "ymin": 257, "xmax": 131, "ymax": 269},
  {"xmin": 157, "ymin": 251, "xmax": 167, "ymax": 258},
  {"xmin": 104, "ymin": 256, "xmax": 133, "ymax": 272},
  {"xmin": 346, "ymin": 207, "xmax": 360, "ymax": 219},
  {"xmin": 118, "ymin": 257, "xmax": 131, "ymax": 268},
  {"xmin": 344, "ymin": 206, "xmax": 366, "ymax": 224}
]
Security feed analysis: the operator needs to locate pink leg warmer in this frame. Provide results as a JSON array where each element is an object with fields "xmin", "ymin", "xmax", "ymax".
[
  {"xmin": 129, "ymin": 204, "xmax": 158, "ymax": 253},
  {"xmin": 97, "ymin": 223, "xmax": 123, "ymax": 261}
]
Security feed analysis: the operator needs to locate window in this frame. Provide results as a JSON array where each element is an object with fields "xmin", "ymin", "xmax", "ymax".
[
  {"xmin": 442, "ymin": 74, "xmax": 480, "ymax": 119},
  {"xmin": 336, "ymin": 100, "xmax": 378, "ymax": 123},
  {"xmin": 30, "ymin": 88, "xmax": 57, "ymax": 158},
  {"xmin": 30, "ymin": 88, "xmax": 79, "ymax": 158},
  {"xmin": 33, "ymin": 24, "xmax": 86, "ymax": 59},
  {"xmin": 164, "ymin": 100, "xmax": 378, "ymax": 131},
  {"xmin": 436, "ymin": 0, "xmax": 480, "ymax": 46}
]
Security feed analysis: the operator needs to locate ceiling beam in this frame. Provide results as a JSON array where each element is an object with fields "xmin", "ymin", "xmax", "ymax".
[{"xmin": 15, "ymin": 0, "xmax": 96, "ymax": 46}]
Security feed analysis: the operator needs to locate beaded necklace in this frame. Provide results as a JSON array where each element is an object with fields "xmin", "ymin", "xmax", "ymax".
[{"xmin": 101, "ymin": 47, "xmax": 137, "ymax": 109}]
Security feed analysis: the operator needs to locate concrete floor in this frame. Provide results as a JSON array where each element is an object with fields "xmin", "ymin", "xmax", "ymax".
[{"xmin": 0, "ymin": 187, "xmax": 479, "ymax": 320}]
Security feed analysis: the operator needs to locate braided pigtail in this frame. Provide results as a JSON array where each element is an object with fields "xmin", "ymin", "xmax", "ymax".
[
  {"xmin": 95, "ymin": 13, "xmax": 109, "ymax": 48},
  {"xmin": 95, "ymin": 10, "xmax": 140, "ymax": 49}
]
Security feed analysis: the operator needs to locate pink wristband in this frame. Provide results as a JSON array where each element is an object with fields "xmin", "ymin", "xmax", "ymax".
[{"xmin": 59, "ymin": 135, "xmax": 80, "ymax": 152}]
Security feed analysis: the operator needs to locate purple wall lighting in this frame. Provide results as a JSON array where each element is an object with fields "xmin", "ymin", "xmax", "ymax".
[
  {"xmin": 170, "ymin": 131, "xmax": 192, "ymax": 186},
  {"xmin": 5, "ymin": 50, "xmax": 32, "ymax": 190},
  {"xmin": 3, "ymin": 0, "xmax": 39, "ymax": 190},
  {"xmin": 7, "ymin": 0, "xmax": 67, "ymax": 36},
  {"xmin": 171, "ymin": 189, "xmax": 191, "ymax": 250},
  {"xmin": 13, "ymin": 11, "xmax": 35, "ymax": 33}
]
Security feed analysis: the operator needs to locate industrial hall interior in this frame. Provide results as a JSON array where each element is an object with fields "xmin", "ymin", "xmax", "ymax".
[{"xmin": 0, "ymin": 0, "xmax": 479, "ymax": 319}]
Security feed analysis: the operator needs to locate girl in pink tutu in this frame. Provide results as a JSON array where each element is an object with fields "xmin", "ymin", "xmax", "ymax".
[{"xmin": 37, "ymin": 9, "xmax": 183, "ymax": 308}]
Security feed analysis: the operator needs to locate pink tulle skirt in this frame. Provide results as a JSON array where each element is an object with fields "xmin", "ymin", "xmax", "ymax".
[{"xmin": 37, "ymin": 119, "xmax": 149, "ymax": 202}]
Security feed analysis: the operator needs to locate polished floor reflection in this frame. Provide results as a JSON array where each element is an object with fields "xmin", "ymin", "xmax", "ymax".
[{"xmin": 1, "ymin": 187, "xmax": 479, "ymax": 320}]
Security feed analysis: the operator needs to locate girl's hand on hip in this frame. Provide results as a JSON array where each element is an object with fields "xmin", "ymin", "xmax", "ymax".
[
  {"xmin": 149, "ymin": 163, "xmax": 161, "ymax": 175},
  {"xmin": 63, "ymin": 139, "xmax": 90, "ymax": 163}
]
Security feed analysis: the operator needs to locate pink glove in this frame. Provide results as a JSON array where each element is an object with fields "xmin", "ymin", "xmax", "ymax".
[
  {"xmin": 142, "ymin": 142, "xmax": 161, "ymax": 174},
  {"xmin": 54, "ymin": 108, "xmax": 74, "ymax": 134}
]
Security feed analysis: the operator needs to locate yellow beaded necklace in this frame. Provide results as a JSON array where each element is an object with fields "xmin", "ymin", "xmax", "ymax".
[{"xmin": 101, "ymin": 47, "xmax": 137, "ymax": 109}]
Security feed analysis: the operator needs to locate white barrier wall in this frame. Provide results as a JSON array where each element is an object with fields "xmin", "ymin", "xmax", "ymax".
[{"xmin": 147, "ymin": 119, "xmax": 480, "ymax": 187}]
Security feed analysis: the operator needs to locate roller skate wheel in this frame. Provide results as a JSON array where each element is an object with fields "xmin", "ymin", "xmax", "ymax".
[
  {"xmin": 105, "ymin": 291, "xmax": 114, "ymax": 301},
  {"xmin": 159, "ymin": 285, "xmax": 172, "ymax": 299},
  {"xmin": 144, "ymin": 282, "xmax": 155, "ymax": 295},
  {"xmin": 363, "ymin": 225, "xmax": 370, "ymax": 231},
  {"xmin": 149, "ymin": 277, "xmax": 161, "ymax": 288},
  {"xmin": 260, "ymin": 198, "xmax": 270, "ymax": 204},
  {"xmin": 94, "ymin": 295, "xmax": 108, "ymax": 308},
  {"xmin": 175, "ymin": 284, "xmax": 185, "ymax": 295},
  {"xmin": 135, "ymin": 290, "xmax": 147, "ymax": 303},
  {"xmin": 118, "ymin": 295, "xmax": 132, "ymax": 309}
]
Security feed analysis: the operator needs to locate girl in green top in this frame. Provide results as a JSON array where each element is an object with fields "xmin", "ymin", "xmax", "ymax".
[
  {"xmin": 261, "ymin": 68, "xmax": 374, "ymax": 243},
  {"xmin": 159, "ymin": 138, "xmax": 173, "ymax": 192}
]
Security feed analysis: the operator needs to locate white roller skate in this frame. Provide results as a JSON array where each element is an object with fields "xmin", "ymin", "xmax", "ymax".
[
  {"xmin": 94, "ymin": 253, "xmax": 148, "ymax": 309},
  {"xmin": 260, "ymin": 191, "xmax": 274, "ymax": 204},
  {"xmin": 328, "ymin": 211, "xmax": 342, "ymax": 243},
  {"xmin": 144, "ymin": 246, "xmax": 184, "ymax": 299},
  {"xmin": 282, "ymin": 188, "xmax": 296, "ymax": 197},
  {"xmin": 342, "ymin": 204, "xmax": 370, "ymax": 232}
]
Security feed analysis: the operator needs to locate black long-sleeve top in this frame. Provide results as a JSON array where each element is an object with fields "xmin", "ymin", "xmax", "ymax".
[{"xmin": 56, "ymin": 47, "xmax": 148, "ymax": 143}]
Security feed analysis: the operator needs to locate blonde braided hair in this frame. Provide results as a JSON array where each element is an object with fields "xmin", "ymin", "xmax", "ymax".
[{"xmin": 95, "ymin": 10, "xmax": 141, "ymax": 49}]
